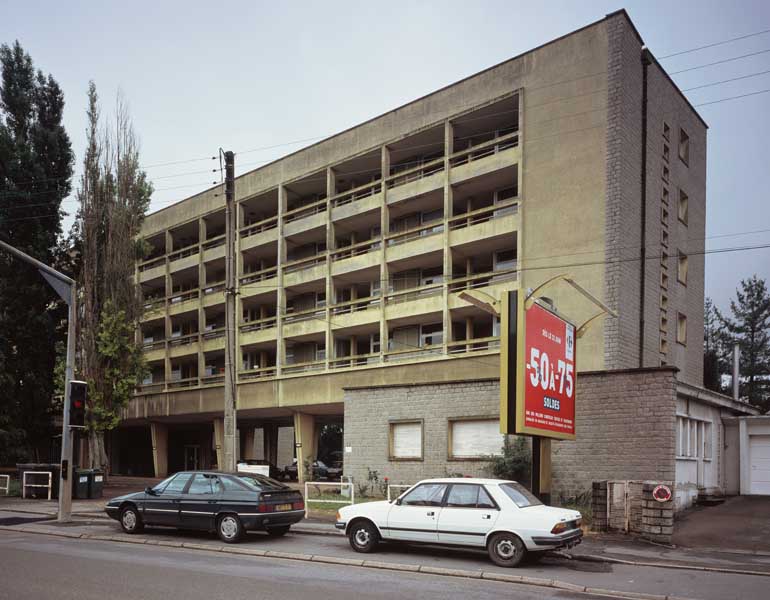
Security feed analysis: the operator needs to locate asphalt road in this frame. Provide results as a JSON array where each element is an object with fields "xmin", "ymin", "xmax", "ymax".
[{"xmin": 0, "ymin": 530, "xmax": 581, "ymax": 600}]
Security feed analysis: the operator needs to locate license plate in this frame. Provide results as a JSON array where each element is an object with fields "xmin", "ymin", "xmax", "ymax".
[{"xmin": 276, "ymin": 503, "xmax": 292, "ymax": 512}]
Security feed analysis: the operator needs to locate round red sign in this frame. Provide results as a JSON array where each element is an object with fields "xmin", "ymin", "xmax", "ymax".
[{"xmin": 652, "ymin": 484, "xmax": 672, "ymax": 503}]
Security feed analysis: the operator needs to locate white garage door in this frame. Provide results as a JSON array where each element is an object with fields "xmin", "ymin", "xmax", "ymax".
[{"xmin": 749, "ymin": 435, "xmax": 770, "ymax": 495}]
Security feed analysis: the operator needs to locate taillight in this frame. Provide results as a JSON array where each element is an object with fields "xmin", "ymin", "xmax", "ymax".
[
  {"xmin": 293, "ymin": 501, "xmax": 304, "ymax": 511},
  {"xmin": 258, "ymin": 503, "xmax": 275, "ymax": 513}
]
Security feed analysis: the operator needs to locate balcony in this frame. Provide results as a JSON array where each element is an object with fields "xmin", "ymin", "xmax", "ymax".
[
  {"xmin": 450, "ymin": 132, "xmax": 520, "ymax": 185},
  {"xmin": 168, "ymin": 333, "xmax": 199, "ymax": 358},
  {"xmin": 330, "ymin": 239, "xmax": 381, "ymax": 276},
  {"xmin": 238, "ymin": 365, "xmax": 277, "ymax": 381},
  {"xmin": 329, "ymin": 295, "xmax": 381, "ymax": 329},
  {"xmin": 202, "ymin": 281, "xmax": 225, "ymax": 307},
  {"xmin": 138, "ymin": 257, "xmax": 165, "ymax": 282},
  {"xmin": 383, "ymin": 343, "xmax": 443, "ymax": 363},
  {"xmin": 282, "ymin": 307, "xmax": 326, "ymax": 338},
  {"xmin": 240, "ymin": 216, "xmax": 279, "ymax": 251},
  {"xmin": 168, "ymin": 289, "xmax": 200, "ymax": 315},
  {"xmin": 283, "ymin": 198, "xmax": 327, "ymax": 237},
  {"xmin": 167, "ymin": 376, "xmax": 199, "ymax": 390},
  {"xmin": 282, "ymin": 358, "xmax": 325, "ymax": 375},
  {"xmin": 202, "ymin": 235, "xmax": 226, "ymax": 261},
  {"xmin": 239, "ymin": 266, "xmax": 278, "ymax": 299},
  {"xmin": 384, "ymin": 283, "xmax": 443, "ymax": 321},
  {"xmin": 331, "ymin": 181, "xmax": 383, "ymax": 221},
  {"xmin": 386, "ymin": 222, "xmax": 444, "ymax": 264},
  {"xmin": 168, "ymin": 243, "xmax": 200, "ymax": 273},
  {"xmin": 386, "ymin": 158, "xmax": 445, "ymax": 205},
  {"xmin": 447, "ymin": 336, "xmax": 500, "ymax": 355},
  {"xmin": 142, "ymin": 340, "xmax": 166, "ymax": 363},
  {"xmin": 283, "ymin": 255, "xmax": 326, "ymax": 287},
  {"xmin": 142, "ymin": 297, "xmax": 166, "ymax": 320},
  {"xmin": 448, "ymin": 200, "xmax": 519, "ymax": 248},
  {"xmin": 202, "ymin": 328, "xmax": 226, "ymax": 352},
  {"xmin": 329, "ymin": 351, "xmax": 381, "ymax": 370},
  {"xmin": 239, "ymin": 316, "xmax": 278, "ymax": 345}
]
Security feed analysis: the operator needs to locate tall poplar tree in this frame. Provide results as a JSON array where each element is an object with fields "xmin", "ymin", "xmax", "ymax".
[{"xmin": 0, "ymin": 41, "xmax": 73, "ymax": 463}]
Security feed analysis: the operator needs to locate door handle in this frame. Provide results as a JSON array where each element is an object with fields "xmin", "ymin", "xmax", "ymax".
[
  {"xmin": 207, "ymin": 499, "xmax": 217, "ymax": 504},
  {"xmin": 482, "ymin": 514, "xmax": 491, "ymax": 519},
  {"xmin": 427, "ymin": 511, "xmax": 435, "ymax": 517}
]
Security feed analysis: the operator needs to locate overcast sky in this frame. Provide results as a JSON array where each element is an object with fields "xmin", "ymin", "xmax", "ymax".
[{"xmin": 2, "ymin": 0, "xmax": 769, "ymax": 310}]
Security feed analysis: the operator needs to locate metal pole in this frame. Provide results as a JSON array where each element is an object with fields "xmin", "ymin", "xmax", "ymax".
[
  {"xmin": 223, "ymin": 150, "xmax": 237, "ymax": 472},
  {"xmin": 733, "ymin": 343, "xmax": 741, "ymax": 401}
]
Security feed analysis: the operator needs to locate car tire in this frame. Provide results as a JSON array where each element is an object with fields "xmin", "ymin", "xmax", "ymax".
[
  {"xmin": 266, "ymin": 526, "xmax": 291, "ymax": 537},
  {"xmin": 119, "ymin": 505, "xmax": 144, "ymax": 534},
  {"xmin": 217, "ymin": 514, "xmax": 244, "ymax": 543},
  {"xmin": 348, "ymin": 520, "xmax": 379, "ymax": 553},
  {"xmin": 487, "ymin": 532, "xmax": 526, "ymax": 567}
]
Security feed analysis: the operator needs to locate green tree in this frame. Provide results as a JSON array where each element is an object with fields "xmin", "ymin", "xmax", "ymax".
[
  {"xmin": 718, "ymin": 276, "xmax": 770, "ymax": 412},
  {"xmin": 0, "ymin": 41, "xmax": 73, "ymax": 463},
  {"xmin": 486, "ymin": 436, "xmax": 531, "ymax": 487},
  {"xmin": 73, "ymin": 82, "xmax": 152, "ymax": 470},
  {"xmin": 703, "ymin": 297, "xmax": 729, "ymax": 393}
]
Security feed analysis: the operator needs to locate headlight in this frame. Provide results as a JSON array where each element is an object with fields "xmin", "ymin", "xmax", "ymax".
[
  {"xmin": 335, "ymin": 511, "xmax": 341, "ymax": 521},
  {"xmin": 551, "ymin": 522, "xmax": 568, "ymax": 534}
]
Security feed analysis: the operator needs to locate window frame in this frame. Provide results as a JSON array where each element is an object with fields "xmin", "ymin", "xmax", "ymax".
[
  {"xmin": 677, "ymin": 251, "xmax": 688, "ymax": 286},
  {"xmin": 444, "ymin": 483, "xmax": 500, "ymax": 510},
  {"xmin": 679, "ymin": 128, "xmax": 690, "ymax": 165},
  {"xmin": 400, "ymin": 482, "xmax": 447, "ymax": 506},
  {"xmin": 388, "ymin": 419, "xmax": 424, "ymax": 461},
  {"xmin": 677, "ymin": 312, "xmax": 687, "ymax": 346},
  {"xmin": 447, "ymin": 416, "xmax": 504, "ymax": 461},
  {"xmin": 678, "ymin": 189, "xmax": 689, "ymax": 225}
]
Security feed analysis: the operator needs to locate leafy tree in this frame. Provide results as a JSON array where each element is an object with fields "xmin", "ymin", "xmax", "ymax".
[
  {"xmin": 486, "ymin": 436, "xmax": 531, "ymax": 487},
  {"xmin": 73, "ymin": 82, "xmax": 152, "ymax": 470},
  {"xmin": 717, "ymin": 276, "xmax": 770, "ymax": 412},
  {"xmin": 0, "ymin": 41, "xmax": 73, "ymax": 464},
  {"xmin": 703, "ymin": 297, "xmax": 729, "ymax": 393}
]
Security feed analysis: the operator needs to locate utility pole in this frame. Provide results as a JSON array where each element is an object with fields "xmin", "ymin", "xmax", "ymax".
[
  {"xmin": 223, "ymin": 150, "xmax": 238, "ymax": 472},
  {"xmin": 732, "ymin": 343, "xmax": 741, "ymax": 401},
  {"xmin": 0, "ymin": 240, "xmax": 76, "ymax": 522}
]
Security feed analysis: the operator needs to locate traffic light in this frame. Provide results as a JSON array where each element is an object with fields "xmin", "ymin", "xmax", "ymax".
[{"xmin": 69, "ymin": 380, "xmax": 87, "ymax": 428}]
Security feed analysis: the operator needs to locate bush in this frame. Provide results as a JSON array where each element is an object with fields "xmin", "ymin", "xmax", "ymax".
[{"xmin": 485, "ymin": 436, "xmax": 531, "ymax": 486}]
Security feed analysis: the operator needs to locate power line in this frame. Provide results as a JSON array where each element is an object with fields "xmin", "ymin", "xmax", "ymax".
[
  {"xmin": 659, "ymin": 28, "xmax": 770, "ymax": 59},
  {"xmin": 669, "ymin": 48, "xmax": 770, "ymax": 75},
  {"xmin": 694, "ymin": 88, "xmax": 770, "ymax": 107},
  {"xmin": 682, "ymin": 69, "xmax": 770, "ymax": 91}
]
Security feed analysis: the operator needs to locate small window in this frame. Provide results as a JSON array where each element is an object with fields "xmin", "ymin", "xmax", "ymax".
[
  {"xmin": 187, "ymin": 474, "xmax": 214, "ymax": 495},
  {"xmin": 660, "ymin": 337, "xmax": 669, "ymax": 354},
  {"xmin": 660, "ymin": 293, "xmax": 668, "ymax": 310},
  {"xmin": 660, "ymin": 251, "xmax": 669, "ymax": 268},
  {"xmin": 660, "ymin": 310, "xmax": 668, "ymax": 332},
  {"xmin": 677, "ymin": 313, "xmax": 687, "ymax": 345},
  {"xmin": 401, "ymin": 483, "xmax": 446, "ymax": 506},
  {"xmin": 661, "ymin": 271, "xmax": 669, "ymax": 290},
  {"xmin": 661, "ymin": 229, "xmax": 669, "ymax": 248},
  {"xmin": 163, "ymin": 473, "xmax": 193, "ymax": 494},
  {"xmin": 703, "ymin": 422, "xmax": 712, "ymax": 459},
  {"xmin": 494, "ymin": 249, "xmax": 517, "ymax": 271},
  {"xmin": 661, "ymin": 205, "xmax": 669, "ymax": 224},
  {"xmin": 390, "ymin": 420, "xmax": 423, "ymax": 460},
  {"xmin": 663, "ymin": 144, "xmax": 670, "ymax": 162},
  {"xmin": 663, "ymin": 122, "xmax": 670, "ymax": 140},
  {"xmin": 679, "ymin": 128, "xmax": 690, "ymax": 165},
  {"xmin": 217, "ymin": 475, "xmax": 249, "ymax": 492},
  {"xmin": 677, "ymin": 252, "xmax": 688, "ymax": 285},
  {"xmin": 678, "ymin": 190, "xmax": 689, "ymax": 225}
]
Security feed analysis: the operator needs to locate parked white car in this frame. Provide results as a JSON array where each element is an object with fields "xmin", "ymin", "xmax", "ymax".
[{"xmin": 335, "ymin": 478, "xmax": 582, "ymax": 567}]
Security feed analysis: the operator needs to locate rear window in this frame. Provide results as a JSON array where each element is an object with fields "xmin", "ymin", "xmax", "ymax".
[
  {"xmin": 237, "ymin": 473, "xmax": 289, "ymax": 491},
  {"xmin": 500, "ymin": 483, "xmax": 543, "ymax": 508}
]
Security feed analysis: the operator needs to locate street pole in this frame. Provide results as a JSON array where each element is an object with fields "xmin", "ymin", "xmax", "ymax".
[
  {"xmin": 223, "ymin": 150, "xmax": 238, "ymax": 472},
  {"xmin": 732, "ymin": 343, "xmax": 741, "ymax": 401},
  {"xmin": 0, "ymin": 240, "xmax": 76, "ymax": 521}
]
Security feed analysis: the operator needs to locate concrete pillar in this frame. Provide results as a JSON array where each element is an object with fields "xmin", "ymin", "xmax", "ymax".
[
  {"xmin": 150, "ymin": 423, "xmax": 168, "ymax": 478},
  {"xmin": 293, "ymin": 412, "xmax": 316, "ymax": 484},
  {"xmin": 242, "ymin": 427, "xmax": 256, "ymax": 460},
  {"xmin": 263, "ymin": 423, "xmax": 279, "ymax": 466},
  {"xmin": 213, "ymin": 418, "xmax": 224, "ymax": 469}
]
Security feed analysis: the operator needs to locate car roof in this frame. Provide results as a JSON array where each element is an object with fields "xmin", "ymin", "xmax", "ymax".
[
  {"xmin": 415, "ymin": 478, "xmax": 516, "ymax": 486},
  {"xmin": 173, "ymin": 471, "xmax": 239, "ymax": 477}
]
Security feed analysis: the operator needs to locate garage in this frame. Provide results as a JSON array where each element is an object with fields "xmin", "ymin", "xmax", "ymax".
[{"xmin": 749, "ymin": 435, "xmax": 770, "ymax": 495}]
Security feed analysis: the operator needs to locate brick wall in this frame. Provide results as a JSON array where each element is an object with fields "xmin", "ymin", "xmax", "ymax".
[{"xmin": 343, "ymin": 367, "xmax": 678, "ymax": 499}]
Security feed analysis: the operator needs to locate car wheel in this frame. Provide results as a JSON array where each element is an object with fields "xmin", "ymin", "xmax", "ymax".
[
  {"xmin": 348, "ymin": 520, "xmax": 379, "ymax": 553},
  {"xmin": 487, "ymin": 532, "xmax": 526, "ymax": 567},
  {"xmin": 217, "ymin": 514, "xmax": 244, "ymax": 543},
  {"xmin": 119, "ymin": 505, "xmax": 143, "ymax": 534},
  {"xmin": 266, "ymin": 526, "xmax": 290, "ymax": 537}
]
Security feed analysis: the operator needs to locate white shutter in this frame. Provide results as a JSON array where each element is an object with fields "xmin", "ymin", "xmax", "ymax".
[
  {"xmin": 451, "ymin": 420, "xmax": 504, "ymax": 458},
  {"xmin": 392, "ymin": 422, "xmax": 422, "ymax": 458}
]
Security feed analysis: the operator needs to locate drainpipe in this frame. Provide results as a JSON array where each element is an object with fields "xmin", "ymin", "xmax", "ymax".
[{"xmin": 638, "ymin": 49, "xmax": 651, "ymax": 367}]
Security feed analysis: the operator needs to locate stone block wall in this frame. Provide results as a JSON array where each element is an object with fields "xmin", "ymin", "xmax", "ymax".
[{"xmin": 641, "ymin": 481, "xmax": 675, "ymax": 543}]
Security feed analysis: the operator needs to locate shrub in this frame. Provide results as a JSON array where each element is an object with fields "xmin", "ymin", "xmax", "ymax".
[{"xmin": 485, "ymin": 436, "xmax": 531, "ymax": 486}]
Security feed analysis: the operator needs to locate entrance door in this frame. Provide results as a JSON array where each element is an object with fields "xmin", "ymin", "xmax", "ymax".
[
  {"xmin": 750, "ymin": 435, "xmax": 770, "ymax": 495},
  {"xmin": 184, "ymin": 445, "xmax": 199, "ymax": 471}
]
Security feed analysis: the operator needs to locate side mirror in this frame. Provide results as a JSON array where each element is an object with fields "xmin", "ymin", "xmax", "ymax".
[{"xmin": 145, "ymin": 486, "xmax": 157, "ymax": 496}]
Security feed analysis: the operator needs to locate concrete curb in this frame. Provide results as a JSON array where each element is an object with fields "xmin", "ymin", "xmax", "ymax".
[
  {"xmin": 560, "ymin": 550, "xmax": 770, "ymax": 577},
  {"xmin": 0, "ymin": 524, "xmax": 698, "ymax": 600}
]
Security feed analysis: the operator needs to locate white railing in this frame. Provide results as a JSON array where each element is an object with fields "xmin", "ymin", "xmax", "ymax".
[
  {"xmin": 22, "ymin": 471, "xmax": 52, "ymax": 500},
  {"xmin": 386, "ymin": 483, "xmax": 413, "ymax": 502},
  {"xmin": 304, "ymin": 480, "xmax": 355, "ymax": 518},
  {"xmin": 0, "ymin": 474, "xmax": 9, "ymax": 496}
]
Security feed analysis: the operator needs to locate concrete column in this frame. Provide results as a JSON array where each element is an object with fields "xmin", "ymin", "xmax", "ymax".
[
  {"xmin": 276, "ymin": 185, "xmax": 287, "ymax": 374},
  {"xmin": 293, "ymin": 412, "xmax": 316, "ymax": 484},
  {"xmin": 379, "ymin": 145, "xmax": 391, "ymax": 359},
  {"xmin": 263, "ymin": 423, "xmax": 279, "ymax": 466},
  {"xmin": 150, "ymin": 423, "xmax": 168, "ymax": 478},
  {"xmin": 213, "ymin": 417, "xmax": 224, "ymax": 469},
  {"xmin": 739, "ymin": 418, "xmax": 749, "ymax": 495},
  {"xmin": 324, "ymin": 167, "xmax": 335, "ymax": 370},
  {"xmin": 242, "ymin": 427, "xmax": 256, "ymax": 460},
  {"xmin": 442, "ymin": 120, "xmax": 454, "ymax": 354}
]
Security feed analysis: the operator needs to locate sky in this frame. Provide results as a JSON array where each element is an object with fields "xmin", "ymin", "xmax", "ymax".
[{"xmin": 2, "ymin": 0, "xmax": 769, "ymax": 311}]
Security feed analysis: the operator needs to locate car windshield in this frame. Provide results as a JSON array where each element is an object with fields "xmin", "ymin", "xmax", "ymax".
[
  {"xmin": 500, "ymin": 482, "xmax": 543, "ymax": 508},
  {"xmin": 237, "ymin": 473, "xmax": 288, "ymax": 491},
  {"xmin": 151, "ymin": 474, "xmax": 177, "ymax": 493}
]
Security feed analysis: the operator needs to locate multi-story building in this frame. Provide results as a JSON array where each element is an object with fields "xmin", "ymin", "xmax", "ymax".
[{"xmin": 115, "ymin": 11, "xmax": 754, "ymax": 505}]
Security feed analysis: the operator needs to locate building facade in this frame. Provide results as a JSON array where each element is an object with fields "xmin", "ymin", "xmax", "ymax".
[{"xmin": 118, "ymin": 10, "xmax": 737, "ymax": 499}]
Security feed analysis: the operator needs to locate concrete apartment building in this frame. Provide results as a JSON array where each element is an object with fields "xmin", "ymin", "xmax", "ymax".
[{"xmin": 116, "ymin": 10, "xmax": 757, "ymax": 508}]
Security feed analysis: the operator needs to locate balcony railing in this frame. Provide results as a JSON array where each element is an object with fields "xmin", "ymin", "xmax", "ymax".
[
  {"xmin": 330, "ymin": 238, "xmax": 381, "ymax": 261},
  {"xmin": 240, "ymin": 265, "xmax": 278, "ymax": 285},
  {"xmin": 284, "ymin": 197, "xmax": 327, "ymax": 224},
  {"xmin": 447, "ymin": 336, "xmax": 501, "ymax": 354},
  {"xmin": 329, "ymin": 352, "xmax": 381, "ymax": 369},
  {"xmin": 282, "ymin": 359, "xmax": 325, "ymax": 375},
  {"xmin": 448, "ymin": 199, "xmax": 519, "ymax": 230},
  {"xmin": 167, "ymin": 376, "xmax": 199, "ymax": 390},
  {"xmin": 168, "ymin": 332, "xmax": 198, "ymax": 347},
  {"xmin": 202, "ymin": 327, "xmax": 225, "ymax": 340},
  {"xmin": 450, "ymin": 131, "xmax": 519, "ymax": 168},
  {"xmin": 200, "ymin": 373, "xmax": 225, "ymax": 385},
  {"xmin": 238, "ymin": 365, "xmax": 277, "ymax": 381},
  {"xmin": 448, "ymin": 267, "xmax": 518, "ymax": 292},
  {"xmin": 330, "ymin": 295, "xmax": 380, "ymax": 315},
  {"xmin": 169, "ymin": 288, "xmax": 199, "ymax": 304},
  {"xmin": 137, "ymin": 382, "xmax": 164, "ymax": 393},
  {"xmin": 283, "ymin": 254, "xmax": 327, "ymax": 274},
  {"xmin": 386, "ymin": 221, "xmax": 444, "ymax": 247},
  {"xmin": 168, "ymin": 243, "xmax": 200, "ymax": 262},
  {"xmin": 386, "ymin": 156, "xmax": 445, "ymax": 189},
  {"xmin": 203, "ymin": 281, "xmax": 225, "ymax": 295},
  {"xmin": 385, "ymin": 282, "xmax": 443, "ymax": 305},
  {"xmin": 331, "ymin": 180, "xmax": 382, "ymax": 207},
  {"xmin": 283, "ymin": 306, "xmax": 325, "ymax": 325},
  {"xmin": 138, "ymin": 256, "xmax": 165, "ymax": 272},
  {"xmin": 239, "ymin": 316, "xmax": 277, "ymax": 333},
  {"xmin": 240, "ymin": 215, "xmax": 278, "ymax": 238},
  {"xmin": 143, "ymin": 296, "xmax": 165, "ymax": 311},
  {"xmin": 203, "ymin": 234, "xmax": 225, "ymax": 250},
  {"xmin": 142, "ymin": 339, "xmax": 166, "ymax": 351},
  {"xmin": 384, "ymin": 343, "xmax": 443, "ymax": 362}
]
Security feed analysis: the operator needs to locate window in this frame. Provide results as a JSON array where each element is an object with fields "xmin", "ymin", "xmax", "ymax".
[
  {"xmin": 163, "ymin": 473, "xmax": 193, "ymax": 494},
  {"xmin": 677, "ymin": 313, "xmax": 687, "ymax": 345},
  {"xmin": 218, "ymin": 475, "xmax": 249, "ymax": 492},
  {"xmin": 660, "ymin": 337, "xmax": 668, "ymax": 354},
  {"xmin": 420, "ymin": 323, "xmax": 443, "ymax": 347},
  {"xmin": 401, "ymin": 483, "xmax": 446, "ymax": 506},
  {"xmin": 445, "ymin": 484, "xmax": 496, "ymax": 509},
  {"xmin": 661, "ymin": 229, "xmax": 669, "ymax": 248},
  {"xmin": 679, "ymin": 128, "xmax": 690, "ymax": 165},
  {"xmin": 660, "ymin": 293, "xmax": 668, "ymax": 310},
  {"xmin": 678, "ymin": 190, "xmax": 689, "ymax": 225},
  {"xmin": 500, "ymin": 482, "xmax": 542, "ymax": 508},
  {"xmin": 449, "ymin": 419, "xmax": 504, "ymax": 458},
  {"xmin": 390, "ymin": 420, "xmax": 423, "ymax": 460},
  {"xmin": 661, "ymin": 205, "xmax": 669, "ymax": 224},
  {"xmin": 660, "ymin": 251, "xmax": 669, "ymax": 268},
  {"xmin": 661, "ymin": 271, "xmax": 669, "ymax": 290},
  {"xmin": 663, "ymin": 122, "xmax": 670, "ymax": 140},
  {"xmin": 677, "ymin": 252, "xmax": 688, "ymax": 285},
  {"xmin": 676, "ymin": 417, "xmax": 713, "ymax": 459},
  {"xmin": 187, "ymin": 474, "xmax": 214, "ymax": 495},
  {"xmin": 659, "ymin": 310, "xmax": 668, "ymax": 333}
]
